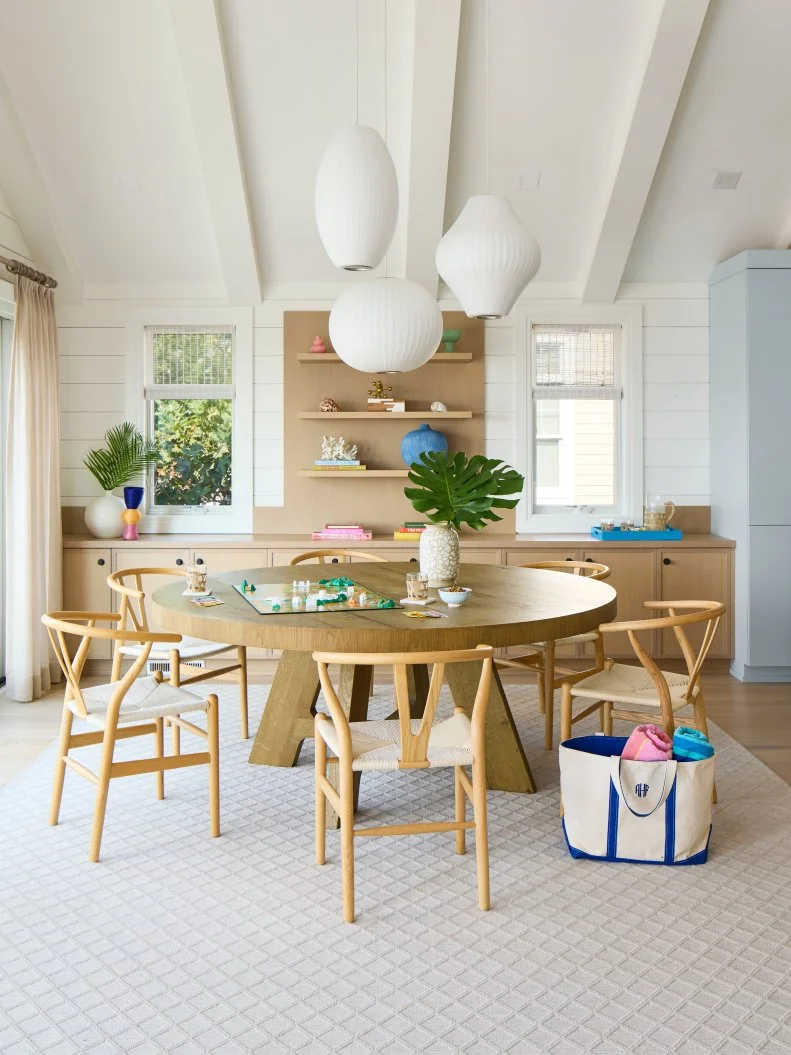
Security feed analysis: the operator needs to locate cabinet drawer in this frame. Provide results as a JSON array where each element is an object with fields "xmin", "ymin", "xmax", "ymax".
[
  {"xmin": 63, "ymin": 550, "xmax": 113, "ymax": 659},
  {"xmin": 582, "ymin": 549, "xmax": 656, "ymax": 658},
  {"xmin": 111, "ymin": 549, "xmax": 189, "ymax": 634},
  {"xmin": 189, "ymin": 550, "xmax": 270, "ymax": 658},
  {"xmin": 269, "ymin": 548, "xmax": 405, "ymax": 567},
  {"xmin": 504, "ymin": 549, "xmax": 579, "ymax": 567},
  {"xmin": 460, "ymin": 549, "xmax": 501, "ymax": 565},
  {"xmin": 659, "ymin": 550, "xmax": 731, "ymax": 659}
]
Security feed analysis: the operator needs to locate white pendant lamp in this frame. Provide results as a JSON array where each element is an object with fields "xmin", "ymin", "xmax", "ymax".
[
  {"xmin": 329, "ymin": 277, "xmax": 443, "ymax": 373},
  {"xmin": 435, "ymin": 194, "xmax": 541, "ymax": 319},
  {"xmin": 315, "ymin": 125, "xmax": 399, "ymax": 271}
]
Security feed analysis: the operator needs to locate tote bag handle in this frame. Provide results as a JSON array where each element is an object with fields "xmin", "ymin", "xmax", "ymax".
[{"xmin": 610, "ymin": 757, "xmax": 677, "ymax": 818}]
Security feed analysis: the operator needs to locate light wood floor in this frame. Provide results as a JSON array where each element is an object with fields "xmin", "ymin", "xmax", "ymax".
[{"xmin": 1, "ymin": 669, "xmax": 790, "ymax": 787}]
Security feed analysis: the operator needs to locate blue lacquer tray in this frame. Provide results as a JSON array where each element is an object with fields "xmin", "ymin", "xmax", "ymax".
[{"xmin": 590, "ymin": 527, "xmax": 683, "ymax": 541}]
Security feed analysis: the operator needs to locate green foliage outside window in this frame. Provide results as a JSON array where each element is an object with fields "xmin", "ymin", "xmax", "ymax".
[{"xmin": 152, "ymin": 399, "xmax": 232, "ymax": 507}]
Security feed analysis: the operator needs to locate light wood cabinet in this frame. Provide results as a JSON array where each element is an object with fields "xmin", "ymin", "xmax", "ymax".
[
  {"xmin": 582, "ymin": 549, "xmax": 656, "ymax": 657},
  {"xmin": 191, "ymin": 549, "xmax": 269, "ymax": 657},
  {"xmin": 505, "ymin": 549, "xmax": 577, "ymax": 566},
  {"xmin": 63, "ymin": 549, "xmax": 113, "ymax": 658},
  {"xmin": 659, "ymin": 549, "xmax": 732, "ymax": 659}
]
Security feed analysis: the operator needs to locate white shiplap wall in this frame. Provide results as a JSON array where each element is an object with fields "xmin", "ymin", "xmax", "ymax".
[{"xmin": 57, "ymin": 288, "xmax": 709, "ymax": 509}]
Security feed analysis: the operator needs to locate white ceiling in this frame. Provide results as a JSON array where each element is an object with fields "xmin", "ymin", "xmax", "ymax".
[{"xmin": 0, "ymin": 0, "xmax": 789, "ymax": 302}]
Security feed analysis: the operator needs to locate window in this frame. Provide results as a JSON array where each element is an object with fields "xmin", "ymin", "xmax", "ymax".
[
  {"xmin": 137, "ymin": 315, "xmax": 253, "ymax": 533},
  {"xmin": 515, "ymin": 307, "xmax": 642, "ymax": 532}
]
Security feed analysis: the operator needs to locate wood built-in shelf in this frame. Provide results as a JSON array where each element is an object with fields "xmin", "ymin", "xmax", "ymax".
[
  {"xmin": 297, "ymin": 410, "xmax": 473, "ymax": 420},
  {"xmin": 298, "ymin": 469, "xmax": 409, "ymax": 478},
  {"xmin": 296, "ymin": 352, "xmax": 473, "ymax": 364}
]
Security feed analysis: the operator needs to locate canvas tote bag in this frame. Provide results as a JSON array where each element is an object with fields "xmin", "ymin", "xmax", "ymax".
[{"xmin": 559, "ymin": 735, "xmax": 714, "ymax": 865}]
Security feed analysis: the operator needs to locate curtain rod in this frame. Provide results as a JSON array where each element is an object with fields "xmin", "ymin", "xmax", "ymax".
[{"xmin": 0, "ymin": 253, "xmax": 57, "ymax": 289}]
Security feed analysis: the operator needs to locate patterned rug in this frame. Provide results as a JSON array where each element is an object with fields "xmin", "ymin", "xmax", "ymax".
[{"xmin": 1, "ymin": 681, "xmax": 791, "ymax": 1054}]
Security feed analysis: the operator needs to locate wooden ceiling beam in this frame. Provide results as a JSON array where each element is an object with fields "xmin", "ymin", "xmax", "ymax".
[
  {"xmin": 167, "ymin": 0, "xmax": 261, "ymax": 304},
  {"xmin": 582, "ymin": 0, "xmax": 712, "ymax": 303}
]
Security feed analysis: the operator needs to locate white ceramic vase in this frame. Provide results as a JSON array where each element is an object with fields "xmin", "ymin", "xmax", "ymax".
[
  {"xmin": 419, "ymin": 522, "xmax": 460, "ymax": 588},
  {"xmin": 84, "ymin": 490, "xmax": 125, "ymax": 539}
]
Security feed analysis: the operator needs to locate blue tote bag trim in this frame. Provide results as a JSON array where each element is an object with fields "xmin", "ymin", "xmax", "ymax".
[
  {"xmin": 561, "ymin": 735, "xmax": 627, "ymax": 756},
  {"xmin": 562, "ymin": 819, "xmax": 711, "ymax": 866}
]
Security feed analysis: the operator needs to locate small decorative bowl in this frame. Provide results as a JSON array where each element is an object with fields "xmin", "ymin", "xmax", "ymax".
[{"xmin": 438, "ymin": 586, "xmax": 472, "ymax": 607}]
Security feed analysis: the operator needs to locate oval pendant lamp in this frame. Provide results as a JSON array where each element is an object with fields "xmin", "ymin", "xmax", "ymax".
[
  {"xmin": 315, "ymin": 125, "xmax": 399, "ymax": 271},
  {"xmin": 329, "ymin": 277, "xmax": 443, "ymax": 373},
  {"xmin": 435, "ymin": 194, "xmax": 541, "ymax": 319}
]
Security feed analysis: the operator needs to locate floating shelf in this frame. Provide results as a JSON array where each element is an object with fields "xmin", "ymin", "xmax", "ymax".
[
  {"xmin": 297, "ymin": 410, "xmax": 473, "ymax": 420},
  {"xmin": 298, "ymin": 469, "xmax": 409, "ymax": 478},
  {"xmin": 297, "ymin": 352, "xmax": 473, "ymax": 364}
]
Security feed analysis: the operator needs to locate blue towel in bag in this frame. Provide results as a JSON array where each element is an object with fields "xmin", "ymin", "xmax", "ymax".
[{"xmin": 673, "ymin": 726, "xmax": 714, "ymax": 762}]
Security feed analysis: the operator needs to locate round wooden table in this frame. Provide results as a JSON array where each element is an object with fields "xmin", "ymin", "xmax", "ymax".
[{"xmin": 153, "ymin": 563, "xmax": 616, "ymax": 799}]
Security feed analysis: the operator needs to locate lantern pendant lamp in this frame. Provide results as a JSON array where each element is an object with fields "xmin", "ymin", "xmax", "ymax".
[
  {"xmin": 315, "ymin": 124, "xmax": 399, "ymax": 271},
  {"xmin": 435, "ymin": 194, "xmax": 541, "ymax": 319},
  {"xmin": 435, "ymin": 0, "xmax": 540, "ymax": 319},
  {"xmin": 328, "ymin": 277, "xmax": 443, "ymax": 374}
]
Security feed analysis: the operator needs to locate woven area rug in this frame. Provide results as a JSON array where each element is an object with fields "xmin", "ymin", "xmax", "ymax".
[{"xmin": 1, "ymin": 681, "xmax": 791, "ymax": 1055}]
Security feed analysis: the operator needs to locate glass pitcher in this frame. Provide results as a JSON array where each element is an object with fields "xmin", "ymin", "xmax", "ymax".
[{"xmin": 643, "ymin": 494, "xmax": 676, "ymax": 531}]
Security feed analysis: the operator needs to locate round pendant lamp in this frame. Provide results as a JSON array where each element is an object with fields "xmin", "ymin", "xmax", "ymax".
[
  {"xmin": 435, "ymin": 194, "xmax": 541, "ymax": 320},
  {"xmin": 329, "ymin": 277, "xmax": 443, "ymax": 373},
  {"xmin": 315, "ymin": 125, "xmax": 399, "ymax": 271}
]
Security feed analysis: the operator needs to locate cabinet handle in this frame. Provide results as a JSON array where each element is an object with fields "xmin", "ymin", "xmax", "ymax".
[
  {"xmin": 663, "ymin": 557, "xmax": 671, "ymax": 566},
  {"xmin": 565, "ymin": 557, "xmax": 573, "ymax": 562},
  {"xmin": 409, "ymin": 557, "xmax": 418, "ymax": 563},
  {"xmin": 331, "ymin": 557, "xmax": 339, "ymax": 564},
  {"xmin": 97, "ymin": 558, "xmax": 105, "ymax": 567},
  {"xmin": 585, "ymin": 557, "xmax": 593, "ymax": 563},
  {"xmin": 176, "ymin": 558, "xmax": 184, "ymax": 566},
  {"xmin": 195, "ymin": 558, "xmax": 204, "ymax": 565}
]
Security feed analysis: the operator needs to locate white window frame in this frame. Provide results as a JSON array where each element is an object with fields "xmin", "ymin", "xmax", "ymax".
[
  {"xmin": 514, "ymin": 303, "xmax": 643, "ymax": 533},
  {"xmin": 126, "ymin": 307, "xmax": 253, "ymax": 534}
]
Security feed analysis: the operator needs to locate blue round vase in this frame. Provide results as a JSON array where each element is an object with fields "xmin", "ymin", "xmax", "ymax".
[
  {"xmin": 123, "ymin": 485, "xmax": 145, "ymax": 510},
  {"xmin": 401, "ymin": 423, "xmax": 448, "ymax": 467}
]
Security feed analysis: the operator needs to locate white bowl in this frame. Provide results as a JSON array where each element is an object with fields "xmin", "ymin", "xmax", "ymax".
[{"xmin": 438, "ymin": 586, "xmax": 472, "ymax": 607}]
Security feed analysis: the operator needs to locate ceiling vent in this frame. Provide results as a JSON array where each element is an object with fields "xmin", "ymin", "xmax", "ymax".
[{"xmin": 712, "ymin": 171, "xmax": 741, "ymax": 190}]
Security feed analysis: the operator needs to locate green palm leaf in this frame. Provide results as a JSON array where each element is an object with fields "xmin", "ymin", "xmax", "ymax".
[
  {"xmin": 83, "ymin": 422, "xmax": 158, "ymax": 491},
  {"xmin": 404, "ymin": 450, "xmax": 524, "ymax": 531}
]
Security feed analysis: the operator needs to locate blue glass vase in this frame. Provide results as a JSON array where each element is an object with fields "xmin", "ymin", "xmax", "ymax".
[{"xmin": 401, "ymin": 423, "xmax": 448, "ymax": 467}]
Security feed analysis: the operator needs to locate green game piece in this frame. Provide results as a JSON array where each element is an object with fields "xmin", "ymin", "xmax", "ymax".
[
  {"xmin": 240, "ymin": 579, "xmax": 248, "ymax": 592},
  {"xmin": 249, "ymin": 584, "xmax": 256, "ymax": 593},
  {"xmin": 318, "ymin": 577, "xmax": 354, "ymax": 588},
  {"xmin": 272, "ymin": 603, "xmax": 280, "ymax": 611},
  {"xmin": 375, "ymin": 598, "xmax": 396, "ymax": 609}
]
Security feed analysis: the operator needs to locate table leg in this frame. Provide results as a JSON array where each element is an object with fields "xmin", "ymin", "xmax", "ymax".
[
  {"xmin": 248, "ymin": 650, "xmax": 320, "ymax": 768},
  {"xmin": 445, "ymin": 661, "xmax": 536, "ymax": 794}
]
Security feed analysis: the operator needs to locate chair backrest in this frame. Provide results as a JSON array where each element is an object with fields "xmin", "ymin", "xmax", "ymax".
[
  {"xmin": 289, "ymin": 550, "xmax": 389, "ymax": 566},
  {"xmin": 601, "ymin": 600, "xmax": 725, "ymax": 717},
  {"xmin": 42, "ymin": 611, "xmax": 180, "ymax": 721},
  {"xmin": 107, "ymin": 567, "xmax": 186, "ymax": 633},
  {"xmin": 313, "ymin": 646, "xmax": 494, "ymax": 769},
  {"xmin": 521, "ymin": 559, "xmax": 610, "ymax": 581}
]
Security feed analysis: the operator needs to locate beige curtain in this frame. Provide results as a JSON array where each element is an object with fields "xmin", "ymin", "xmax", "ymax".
[{"xmin": 4, "ymin": 276, "xmax": 62, "ymax": 700}]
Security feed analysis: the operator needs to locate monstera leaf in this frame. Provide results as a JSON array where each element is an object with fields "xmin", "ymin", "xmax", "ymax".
[
  {"xmin": 83, "ymin": 422, "xmax": 158, "ymax": 492},
  {"xmin": 404, "ymin": 451, "xmax": 525, "ymax": 531}
]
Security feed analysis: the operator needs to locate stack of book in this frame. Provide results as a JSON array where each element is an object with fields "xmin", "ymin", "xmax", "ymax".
[
  {"xmin": 312, "ymin": 459, "xmax": 366, "ymax": 471},
  {"xmin": 367, "ymin": 399, "xmax": 406, "ymax": 413},
  {"xmin": 311, "ymin": 523, "xmax": 373, "ymax": 541},
  {"xmin": 393, "ymin": 521, "xmax": 427, "ymax": 541}
]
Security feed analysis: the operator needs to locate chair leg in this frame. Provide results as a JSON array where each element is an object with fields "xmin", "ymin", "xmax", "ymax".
[
  {"xmin": 170, "ymin": 649, "xmax": 181, "ymax": 755},
  {"xmin": 238, "ymin": 646, "xmax": 249, "ymax": 740},
  {"xmin": 49, "ymin": 707, "xmax": 74, "ymax": 826},
  {"xmin": 207, "ymin": 695, "xmax": 220, "ymax": 838},
  {"xmin": 560, "ymin": 682, "xmax": 573, "ymax": 743},
  {"xmin": 692, "ymin": 688, "xmax": 718, "ymax": 804},
  {"xmin": 535, "ymin": 667, "xmax": 545, "ymax": 714},
  {"xmin": 315, "ymin": 724, "xmax": 327, "ymax": 866},
  {"xmin": 367, "ymin": 666, "xmax": 375, "ymax": 699},
  {"xmin": 89, "ymin": 727, "xmax": 116, "ymax": 863},
  {"xmin": 602, "ymin": 701, "xmax": 613, "ymax": 736},
  {"xmin": 340, "ymin": 760, "xmax": 355, "ymax": 923},
  {"xmin": 471, "ymin": 757, "xmax": 490, "ymax": 911},
  {"xmin": 543, "ymin": 641, "xmax": 556, "ymax": 751},
  {"xmin": 154, "ymin": 717, "xmax": 165, "ymax": 801},
  {"xmin": 454, "ymin": 766, "xmax": 466, "ymax": 855}
]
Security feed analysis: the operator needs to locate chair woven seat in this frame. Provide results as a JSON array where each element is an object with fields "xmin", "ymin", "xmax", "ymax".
[
  {"xmin": 69, "ymin": 676, "xmax": 207, "ymax": 728},
  {"xmin": 118, "ymin": 635, "xmax": 232, "ymax": 661},
  {"xmin": 316, "ymin": 713, "xmax": 473, "ymax": 772},
  {"xmin": 568, "ymin": 662, "xmax": 698, "ymax": 709}
]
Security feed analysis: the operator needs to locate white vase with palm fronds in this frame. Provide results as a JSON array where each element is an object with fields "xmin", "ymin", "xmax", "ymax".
[{"xmin": 83, "ymin": 423, "xmax": 158, "ymax": 539}]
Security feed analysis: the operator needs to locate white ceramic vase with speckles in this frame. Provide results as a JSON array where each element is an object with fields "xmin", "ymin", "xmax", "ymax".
[{"xmin": 419, "ymin": 522, "xmax": 459, "ymax": 588}]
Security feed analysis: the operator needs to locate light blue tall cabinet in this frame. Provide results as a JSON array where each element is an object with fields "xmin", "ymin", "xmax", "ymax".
[{"xmin": 710, "ymin": 250, "xmax": 791, "ymax": 682}]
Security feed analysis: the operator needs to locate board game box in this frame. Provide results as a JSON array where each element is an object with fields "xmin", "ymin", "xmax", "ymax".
[{"xmin": 232, "ymin": 576, "xmax": 400, "ymax": 615}]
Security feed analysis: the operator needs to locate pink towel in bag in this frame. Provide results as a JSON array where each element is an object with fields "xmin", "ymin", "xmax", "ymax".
[{"xmin": 621, "ymin": 724, "xmax": 673, "ymax": 762}]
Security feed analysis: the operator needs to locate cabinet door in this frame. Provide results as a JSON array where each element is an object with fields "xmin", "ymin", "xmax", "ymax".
[
  {"xmin": 190, "ymin": 549, "xmax": 269, "ymax": 657},
  {"xmin": 63, "ymin": 549, "xmax": 113, "ymax": 658},
  {"xmin": 460, "ymin": 549, "xmax": 501, "ymax": 565},
  {"xmin": 659, "ymin": 550, "xmax": 732, "ymax": 659},
  {"xmin": 112, "ymin": 549, "xmax": 189, "ymax": 634},
  {"xmin": 582, "ymin": 549, "xmax": 656, "ymax": 658},
  {"xmin": 269, "ymin": 548, "xmax": 403, "ymax": 567}
]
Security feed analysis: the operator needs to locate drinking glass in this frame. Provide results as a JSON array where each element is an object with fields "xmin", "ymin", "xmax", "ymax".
[
  {"xmin": 186, "ymin": 564, "xmax": 208, "ymax": 593},
  {"xmin": 643, "ymin": 494, "xmax": 676, "ymax": 531},
  {"xmin": 406, "ymin": 572, "xmax": 429, "ymax": 601}
]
